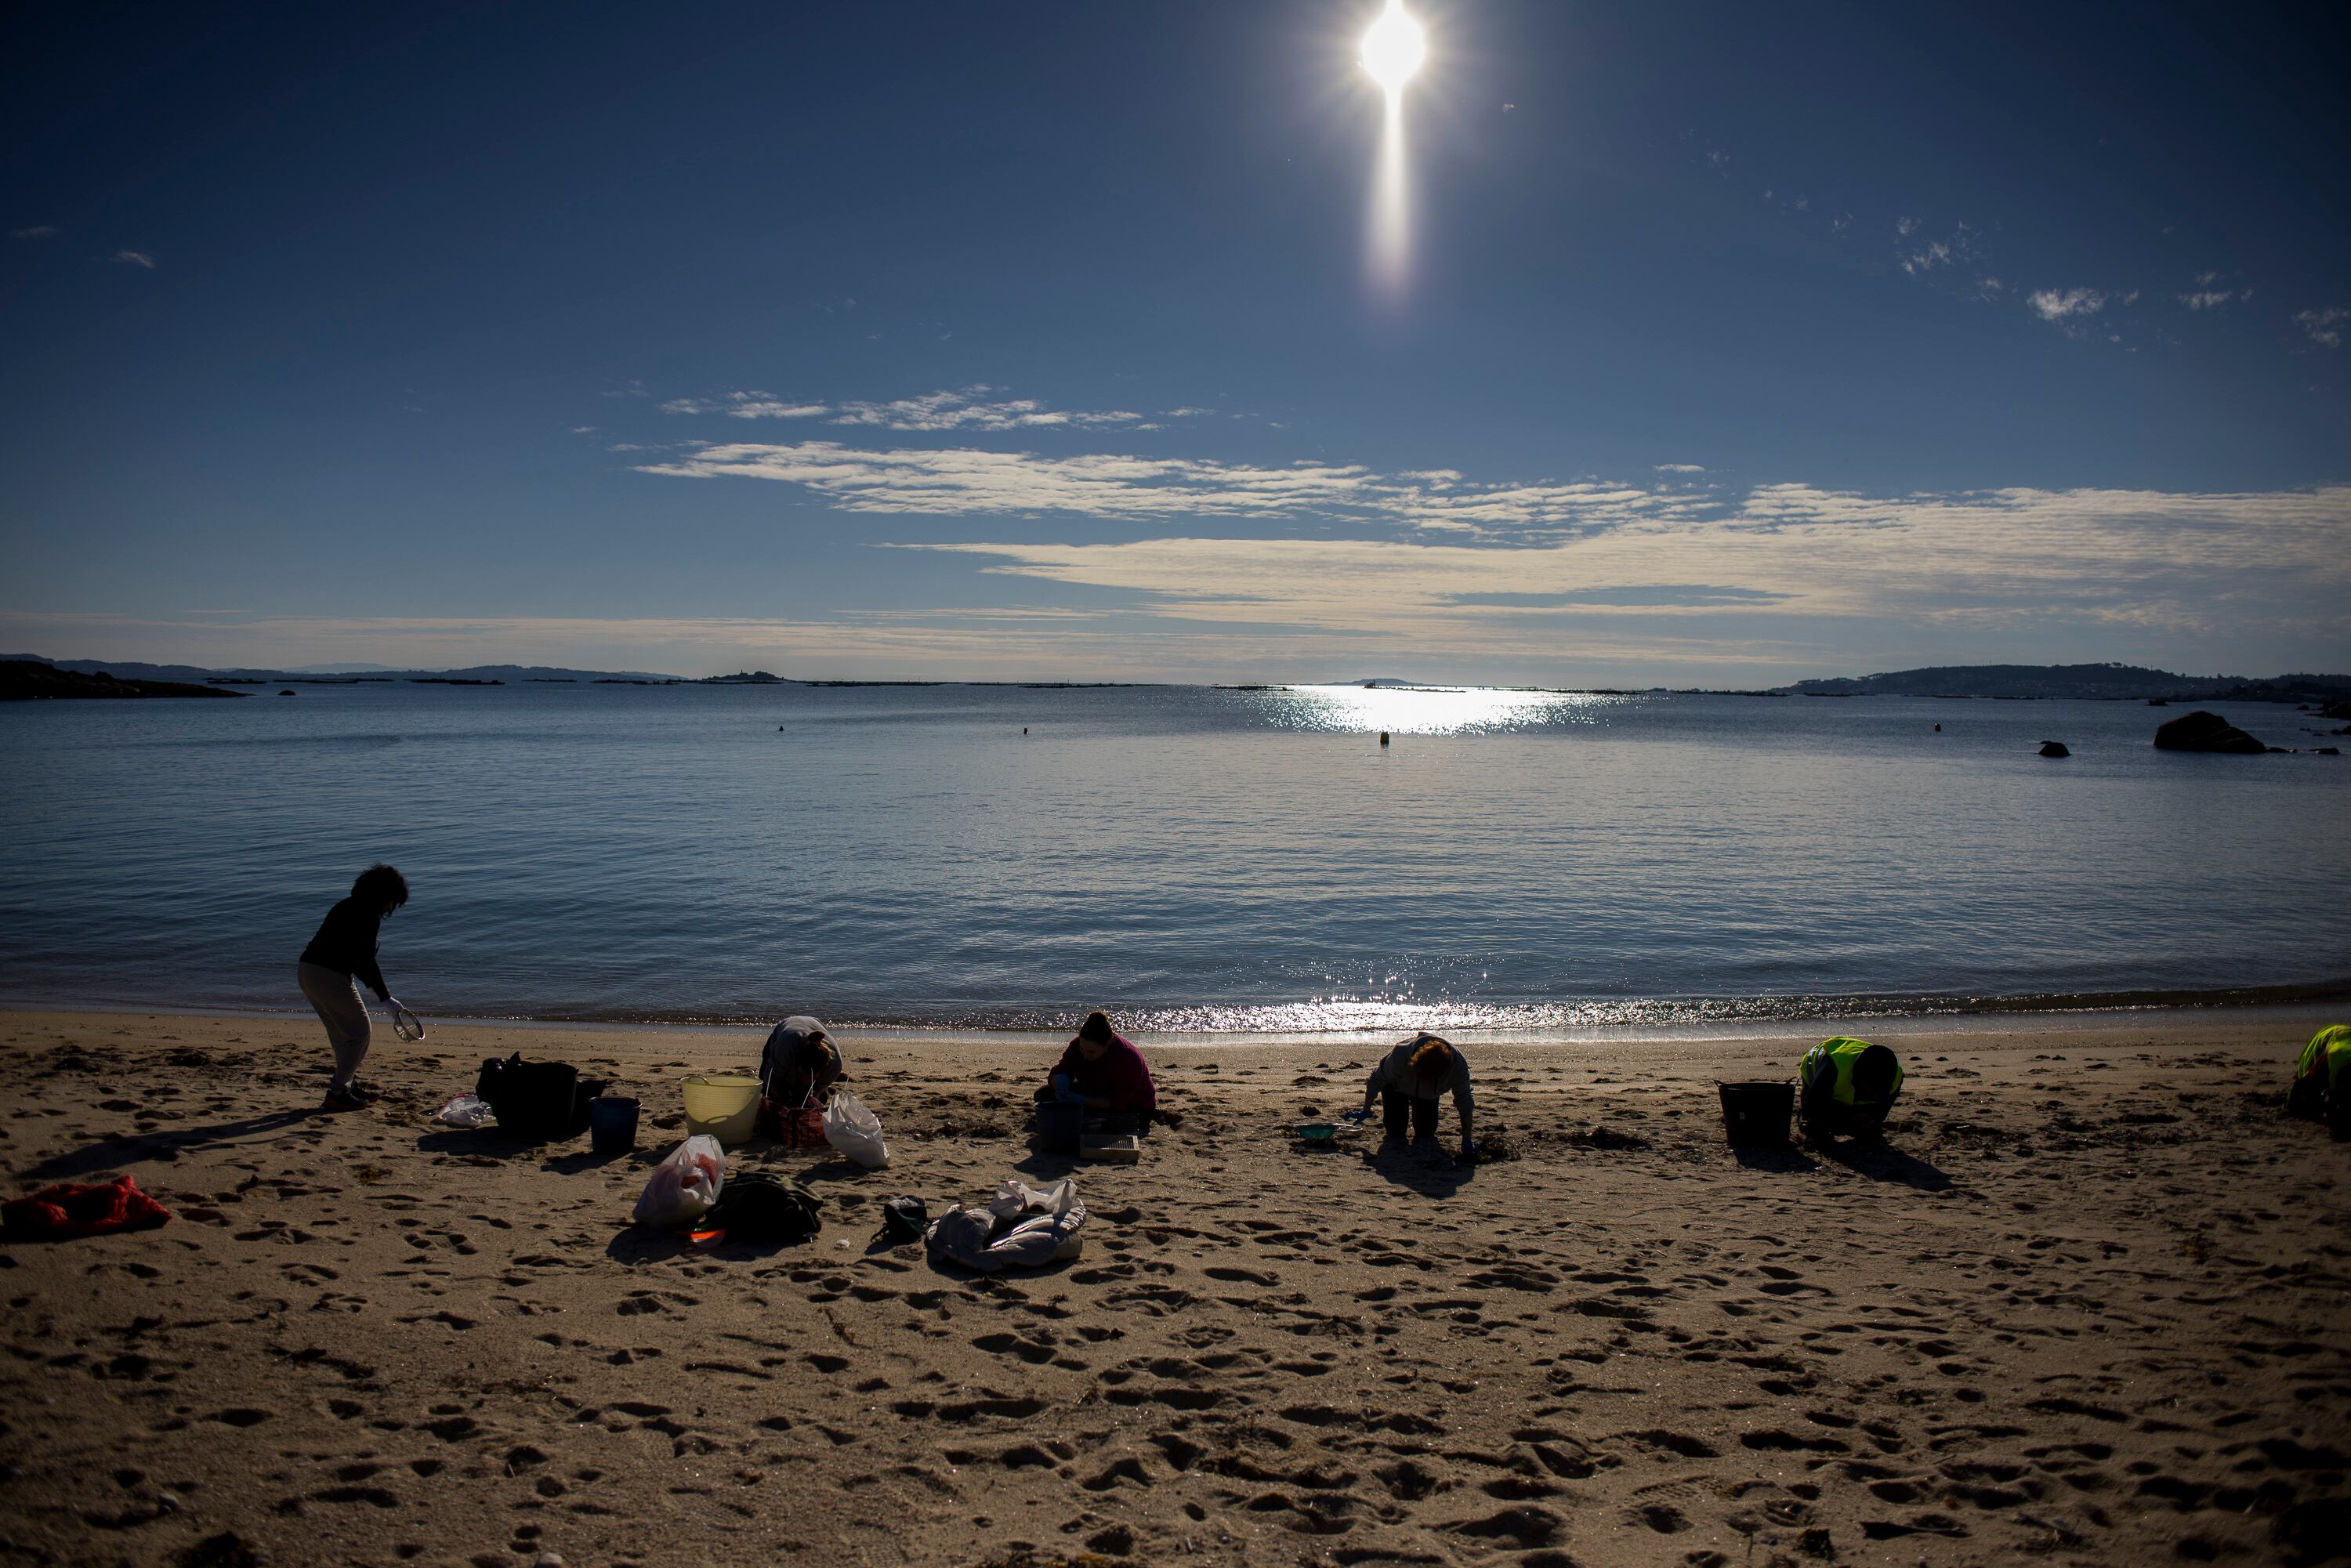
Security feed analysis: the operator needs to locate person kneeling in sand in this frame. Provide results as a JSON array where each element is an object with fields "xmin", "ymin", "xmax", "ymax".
[
  {"xmin": 756, "ymin": 1016, "xmax": 843, "ymax": 1138},
  {"xmin": 1799, "ymin": 1035, "xmax": 1903, "ymax": 1140},
  {"xmin": 1348, "ymin": 1031, "xmax": 1475, "ymax": 1156},
  {"xmin": 1038, "ymin": 1011, "xmax": 1157, "ymax": 1133}
]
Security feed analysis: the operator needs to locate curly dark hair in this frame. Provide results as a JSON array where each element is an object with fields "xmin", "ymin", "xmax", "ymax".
[
  {"xmin": 1410, "ymin": 1034, "xmax": 1454, "ymax": 1082},
  {"xmin": 352, "ymin": 863, "xmax": 410, "ymax": 909}
]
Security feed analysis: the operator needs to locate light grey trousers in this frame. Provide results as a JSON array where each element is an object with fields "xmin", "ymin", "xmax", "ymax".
[{"xmin": 298, "ymin": 961, "xmax": 371, "ymax": 1090}]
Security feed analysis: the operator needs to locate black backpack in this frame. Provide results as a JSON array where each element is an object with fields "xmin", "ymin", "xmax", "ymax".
[
  {"xmin": 701, "ymin": 1173, "xmax": 824, "ymax": 1244},
  {"xmin": 473, "ymin": 1054, "xmax": 606, "ymax": 1142}
]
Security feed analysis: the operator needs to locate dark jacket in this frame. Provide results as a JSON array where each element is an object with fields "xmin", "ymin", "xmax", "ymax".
[
  {"xmin": 760, "ymin": 1017, "xmax": 844, "ymax": 1106},
  {"xmin": 1049, "ymin": 1033, "xmax": 1157, "ymax": 1112},
  {"xmin": 300, "ymin": 896, "xmax": 389, "ymax": 1000}
]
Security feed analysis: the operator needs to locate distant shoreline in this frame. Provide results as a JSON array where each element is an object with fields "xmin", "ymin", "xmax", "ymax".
[{"xmin": 9, "ymin": 654, "xmax": 2349, "ymax": 704}]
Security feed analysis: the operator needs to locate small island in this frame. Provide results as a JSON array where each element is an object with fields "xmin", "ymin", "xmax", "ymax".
[{"xmin": 0, "ymin": 660, "xmax": 245, "ymax": 701}]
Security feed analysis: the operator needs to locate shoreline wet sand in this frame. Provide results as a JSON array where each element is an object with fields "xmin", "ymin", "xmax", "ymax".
[{"xmin": 2, "ymin": 1009, "xmax": 2345, "ymax": 1566}]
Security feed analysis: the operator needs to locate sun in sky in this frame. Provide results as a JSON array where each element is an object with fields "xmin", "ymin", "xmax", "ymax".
[
  {"xmin": 1360, "ymin": 1, "xmax": 1426, "ymax": 296},
  {"xmin": 1360, "ymin": 0, "xmax": 1427, "ymax": 95}
]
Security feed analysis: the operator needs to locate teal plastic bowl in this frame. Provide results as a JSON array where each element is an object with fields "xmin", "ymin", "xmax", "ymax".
[{"xmin": 1295, "ymin": 1122, "xmax": 1337, "ymax": 1142}]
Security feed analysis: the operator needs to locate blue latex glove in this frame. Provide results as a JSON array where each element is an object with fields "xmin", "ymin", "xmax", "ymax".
[
  {"xmin": 1051, "ymin": 1073, "xmax": 1084, "ymax": 1104},
  {"xmin": 1342, "ymin": 1107, "xmax": 1370, "ymax": 1124}
]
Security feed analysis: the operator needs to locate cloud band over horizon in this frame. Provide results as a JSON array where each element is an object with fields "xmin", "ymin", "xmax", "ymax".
[{"xmin": 636, "ymin": 437, "xmax": 2350, "ymax": 655}]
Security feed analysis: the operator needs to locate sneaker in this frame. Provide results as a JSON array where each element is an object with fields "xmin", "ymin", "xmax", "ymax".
[{"xmin": 321, "ymin": 1087, "xmax": 368, "ymax": 1113}]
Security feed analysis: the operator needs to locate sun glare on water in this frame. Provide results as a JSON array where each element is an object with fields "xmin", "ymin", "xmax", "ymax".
[{"xmin": 1269, "ymin": 683, "xmax": 1615, "ymax": 737}]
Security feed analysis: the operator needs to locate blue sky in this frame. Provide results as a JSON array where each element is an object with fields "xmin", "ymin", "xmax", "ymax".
[{"xmin": 3, "ymin": 1, "xmax": 2346, "ymax": 682}]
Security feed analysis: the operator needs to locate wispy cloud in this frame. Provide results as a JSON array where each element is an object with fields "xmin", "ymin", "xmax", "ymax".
[
  {"xmin": 10, "ymin": 225, "xmax": 59, "ymax": 240},
  {"xmin": 639, "ymin": 442, "xmax": 1708, "ymax": 538},
  {"xmin": 661, "ymin": 392, "xmax": 832, "ymax": 418},
  {"xmin": 2179, "ymin": 288, "xmax": 2247, "ymax": 310},
  {"xmin": 1900, "ymin": 221, "xmax": 1976, "ymax": 277},
  {"xmin": 2295, "ymin": 307, "xmax": 2346, "ymax": 348},
  {"xmin": 2028, "ymin": 287, "xmax": 2106, "ymax": 322},
  {"xmin": 20, "ymin": 472, "xmax": 2348, "ymax": 679},
  {"xmin": 1654, "ymin": 463, "xmax": 1705, "ymax": 474},
  {"xmin": 111, "ymin": 250, "xmax": 156, "ymax": 269},
  {"xmin": 661, "ymin": 385, "xmax": 1147, "ymax": 432},
  {"xmin": 832, "ymin": 386, "xmax": 1143, "ymax": 431},
  {"xmin": 636, "ymin": 436, "xmax": 2349, "ymax": 655},
  {"xmin": 897, "ymin": 482, "xmax": 2351, "ymax": 648}
]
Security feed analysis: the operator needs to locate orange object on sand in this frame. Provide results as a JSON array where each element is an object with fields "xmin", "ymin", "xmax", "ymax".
[{"xmin": 3, "ymin": 1175, "xmax": 172, "ymax": 1238}]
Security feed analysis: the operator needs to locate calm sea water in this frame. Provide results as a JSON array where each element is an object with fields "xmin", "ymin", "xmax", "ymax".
[{"xmin": 2, "ymin": 682, "xmax": 2346, "ymax": 1032}]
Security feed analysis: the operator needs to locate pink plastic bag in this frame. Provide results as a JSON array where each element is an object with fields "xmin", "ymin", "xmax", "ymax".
[{"xmin": 632, "ymin": 1135, "xmax": 725, "ymax": 1228}]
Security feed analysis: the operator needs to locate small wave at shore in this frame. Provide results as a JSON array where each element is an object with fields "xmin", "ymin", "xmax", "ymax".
[{"xmin": 31, "ymin": 976, "xmax": 2331, "ymax": 1037}]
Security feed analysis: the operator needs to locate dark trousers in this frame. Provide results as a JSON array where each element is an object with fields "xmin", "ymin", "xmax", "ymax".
[
  {"xmin": 1032, "ymin": 1087, "xmax": 1152, "ymax": 1138},
  {"xmin": 1382, "ymin": 1091, "xmax": 1439, "ymax": 1139},
  {"xmin": 1801, "ymin": 1084, "xmax": 1893, "ymax": 1139}
]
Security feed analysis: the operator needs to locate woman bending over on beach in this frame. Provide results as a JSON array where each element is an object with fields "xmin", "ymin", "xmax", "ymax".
[
  {"xmin": 297, "ymin": 864, "xmax": 409, "ymax": 1113},
  {"xmin": 1349, "ymin": 1031, "xmax": 1475, "ymax": 1155},
  {"xmin": 756, "ymin": 1015, "xmax": 844, "ymax": 1135},
  {"xmin": 1039, "ymin": 1011, "xmax": 1158, "ymax": 1132}
]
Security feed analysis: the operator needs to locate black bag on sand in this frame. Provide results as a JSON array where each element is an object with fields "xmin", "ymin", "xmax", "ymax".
[
  {"xmin": 701, "ymin": 1173, "xmax": 823, "ymax": 1244},
  {"xmin": 878, "ymin": 1196, "xmax": 928, "ymax": 1244},
  {"xmin": 474, "ymin": 1054, "xmax": 607, "ymax": 1142}
]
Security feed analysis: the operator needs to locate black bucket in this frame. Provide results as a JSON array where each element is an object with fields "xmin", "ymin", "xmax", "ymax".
[
  {"xmin": 589, "ymin": 1095, "xmax": 640, "ymax": 1155},
  {"xmin": 1036, "ymin": 1101, "xmax": 1085, "ymax": 1155},
  {"xmin": 1718, "ymin": 1081, "xmax": 1794, "ymax": 1146}
]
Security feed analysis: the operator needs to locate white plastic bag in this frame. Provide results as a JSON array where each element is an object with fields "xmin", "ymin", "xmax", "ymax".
[
  {"xmin": 926, "ymin": 1175, "xmax": 1086, "ymax": 1272},
  {"xmin": 436, "ymin": 1093, "xmax": 494, "ymax": 1129},
  {"xmin": 632, "ymin": 1135, "xmax": 726, "ymax": 1228},
  {"xmin": 824, "ymin": 1088, "xmax": 889, "ymax": 1169}
]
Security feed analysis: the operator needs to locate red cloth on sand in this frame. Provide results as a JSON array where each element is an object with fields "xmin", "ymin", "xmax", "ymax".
[{"xmin": 3, "ymin": 1175, "xmax": 172, "ymax": 1238}]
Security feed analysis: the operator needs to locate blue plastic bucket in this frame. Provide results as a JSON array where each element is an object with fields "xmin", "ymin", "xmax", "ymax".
[{"xmin": 590, "ymin": 1095, "xmax": 640, "ymax": 1154}]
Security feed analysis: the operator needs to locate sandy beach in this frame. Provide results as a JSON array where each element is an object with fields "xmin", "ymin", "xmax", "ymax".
[{"xmin": 1, "ymin": 1008, "xmax": 2345, "ymax": 1568}]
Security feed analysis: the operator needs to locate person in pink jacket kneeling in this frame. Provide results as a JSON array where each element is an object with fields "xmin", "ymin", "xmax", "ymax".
[{"xmin": 1038, "ymin": 1010, "xmax": 1158, "ymax": 1135}]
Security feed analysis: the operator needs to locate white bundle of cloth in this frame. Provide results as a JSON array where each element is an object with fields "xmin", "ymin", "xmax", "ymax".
[{"xmin": 925, "ymin": 1176, "xmax": 1087, "ymax": 1272}]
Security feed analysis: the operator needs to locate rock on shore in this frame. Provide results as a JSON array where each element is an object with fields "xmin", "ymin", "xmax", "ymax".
[{"xmin": 2153, "ymin": 709, "xmax": 2265, "ymax": 754}]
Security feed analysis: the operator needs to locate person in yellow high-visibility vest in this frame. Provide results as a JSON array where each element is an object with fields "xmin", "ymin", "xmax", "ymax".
[
  {"xmin": 1799, "ymin": 1035, "xmax": 1904, "ymax": 1140},
  {"xmin": 2289, "ymin": 1024, "xmax": 2350, "ymax": 1138}
]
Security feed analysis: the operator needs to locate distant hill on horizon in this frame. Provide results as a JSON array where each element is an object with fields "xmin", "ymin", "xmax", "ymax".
[
  {"xmin": 3, "ymin": 655, "xmax": 687, "ymax": 685},
  {"xmin": 1780, "ymin": 663, "xmax": 2351, "ymax": 701}
]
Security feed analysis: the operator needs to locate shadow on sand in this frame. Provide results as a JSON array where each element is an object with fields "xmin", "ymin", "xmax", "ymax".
[
  {"xmin": 603, "ymin": 1225, "xmax": 818, "ymax": 1265},
  {"xmin": 1812, "ymin": 1137, "xmax": 1953, "ymax": 1191},
  {"xmin": 20, "ymin": 1110, "xmax": 319, "ymax": 1183},
  {"xmin": 415, "ymin": 1127, "xmax": 559, "ymax": 1160},
  {"xmin": 922, "ymin": 1249, "xmax": 1081, "ymax": 1284},
  {"xmin": 1360, "ymin": 1135, "xmax": 1474, "ymax": 1198},
  {"xmin": 543, "ymin": 1145, "xmax": 656, "ymax": 1175},
  {"xmin": 1731, "ymin": 1143, "xmax": 1820, "ymax": 1174}
]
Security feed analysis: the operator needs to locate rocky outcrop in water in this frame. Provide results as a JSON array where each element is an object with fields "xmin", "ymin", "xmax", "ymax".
[
  {"xmin": 2153, "ymin": 711, "xmax": 2265, "ymax": 755},
  {"xmin": 0, "ymin": 660, "xmax": 244, "ymax": 701}
]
